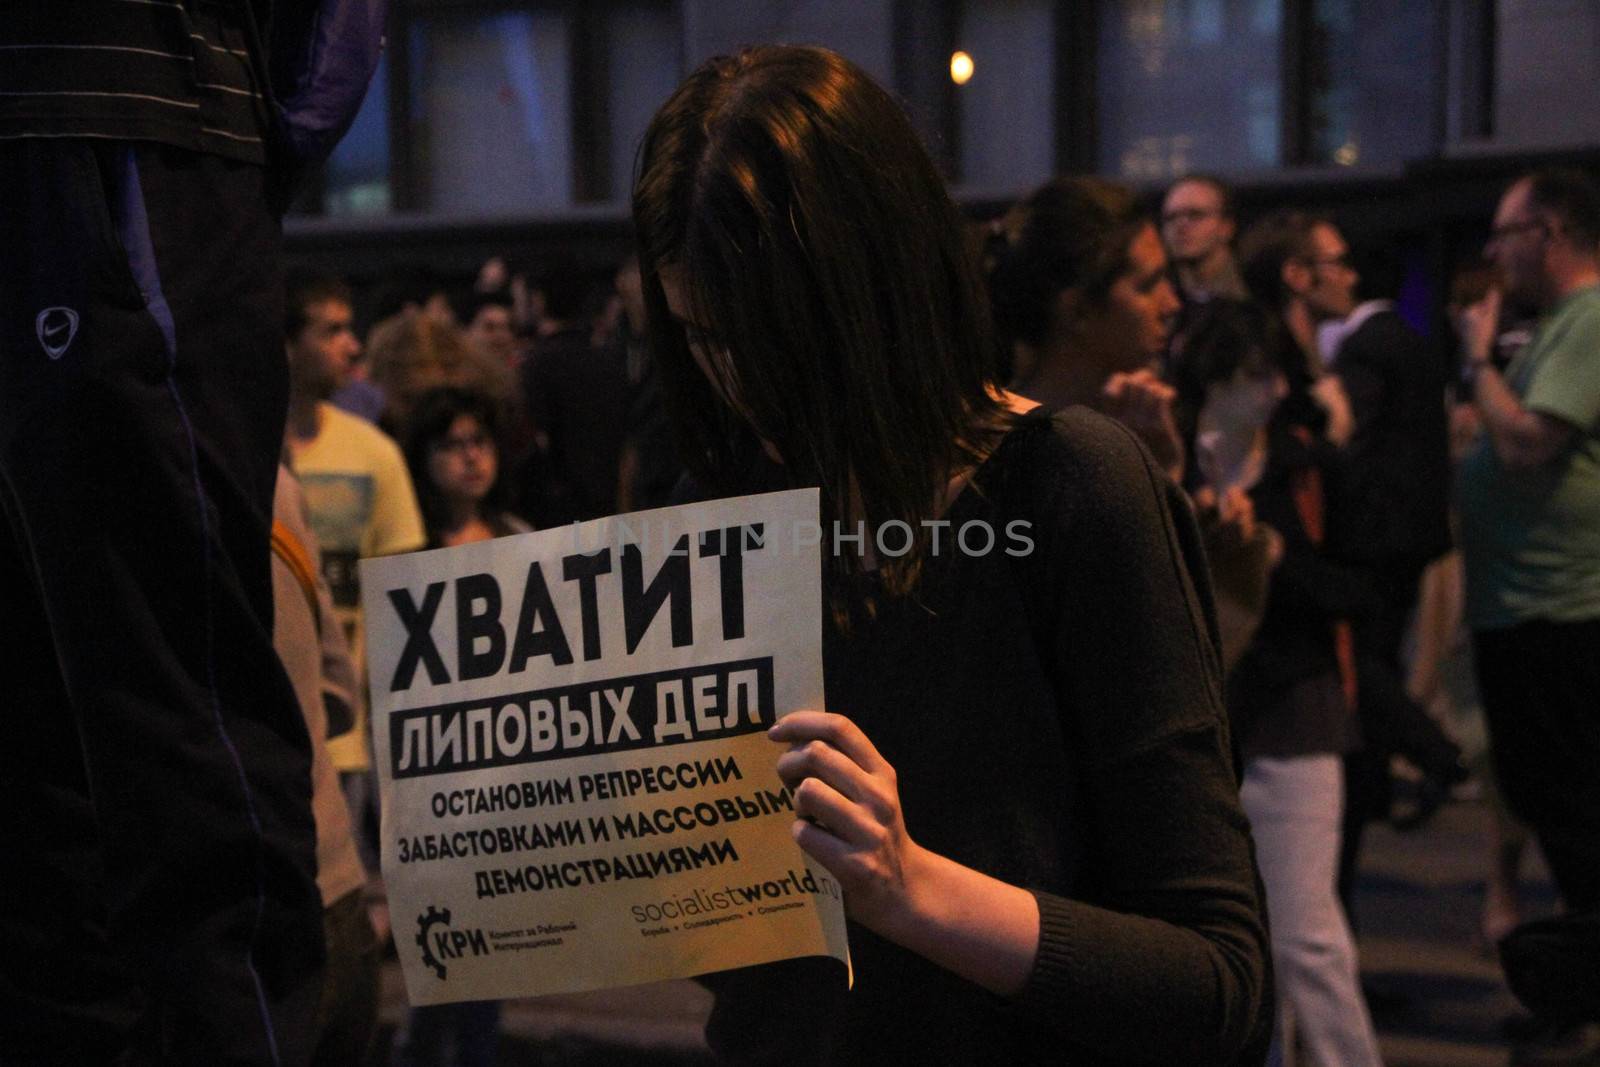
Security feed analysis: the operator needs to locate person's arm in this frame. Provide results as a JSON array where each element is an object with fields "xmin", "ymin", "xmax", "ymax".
[
  {"xmin": 774, "ymin": 412, "xmax": 1268, "ymax": 1063},
  {"xmin": 1466, "ymin": 361, "xmax": 1578, "ymax": 470},
  {"xmin": 1025, "ymin": 414, "xmax": 1268, "ymax": 1062},
  {"xmin": 1457, "ymin": 288, "xmax": 1582, "ymax": 471},
  {"xmin": 1191, "ymin": 486, "xmax": 1279, "ymax": 673},
  {"xmin": 1098, "ymin": 369, "xmax": 1185, "ymax": 484},
  {"xmin": 769, "ymin": 712, "xmax": 1041, "ymax": 997}
]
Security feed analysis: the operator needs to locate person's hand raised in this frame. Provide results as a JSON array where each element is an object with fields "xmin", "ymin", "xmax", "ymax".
[{"xmin": 1101, "ymin": 369, "xmax": 1184, "ymax": 482}]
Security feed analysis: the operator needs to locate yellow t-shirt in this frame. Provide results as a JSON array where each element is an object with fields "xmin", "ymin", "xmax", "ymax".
[{"xmin": 291, "ymin": 403, "xmax": 426, "ymax": 769}]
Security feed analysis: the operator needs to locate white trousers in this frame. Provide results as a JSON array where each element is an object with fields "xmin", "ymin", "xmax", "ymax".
[{"xmin": 1241, "ymin": 754, "xmax": 1385, "ymax": 1067}]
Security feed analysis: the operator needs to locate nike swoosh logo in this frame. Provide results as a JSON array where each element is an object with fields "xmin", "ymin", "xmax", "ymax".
[{"xmin": 36, "ymin": 306, "xmax": 81, "ymax": 360}]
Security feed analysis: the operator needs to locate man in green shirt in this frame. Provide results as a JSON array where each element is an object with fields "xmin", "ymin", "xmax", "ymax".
[{"xmin": 1456, "ymin": 167, "xmax": 1600, "ymax": 960}]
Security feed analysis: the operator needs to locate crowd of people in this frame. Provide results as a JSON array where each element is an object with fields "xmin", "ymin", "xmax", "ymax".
[
  {"xmin": 5, "ymin": 13, "xmax": 1598, "ymax": 1067},
  {"xmin": 267, "ymin": 62, "xmax": 1598, "ymax": 1067}
]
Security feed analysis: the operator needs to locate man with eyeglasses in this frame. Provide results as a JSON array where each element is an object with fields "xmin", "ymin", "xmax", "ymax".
[
  {"xmin": 1317, "ymin": 244, "xmax": 1460, "ymax": 934},
  {"xmin": 1455, "ymin": 168, "xmax": 1600, "ymax": 1062},
  {"xmin": 1162, "ymin": 175, "xmax": 1247, "ymax": 304},
  {"xmin": 1162, "ymin": 176, "xmax": 1247, "ymax": 372}
]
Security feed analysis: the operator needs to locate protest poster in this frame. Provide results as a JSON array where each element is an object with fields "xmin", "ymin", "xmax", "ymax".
[{"xmin": 360, "ymin": 489, "xmax": 850, "ymax": 1005}]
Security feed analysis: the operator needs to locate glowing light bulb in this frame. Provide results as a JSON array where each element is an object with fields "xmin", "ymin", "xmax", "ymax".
[{"xmin": 950, "ymin": 51, "xmax": 974, "ymax": 85}]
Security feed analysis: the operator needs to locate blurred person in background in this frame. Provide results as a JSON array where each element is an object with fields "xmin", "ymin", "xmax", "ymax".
[
  {"xmin": 517, "ymin": 253, "xmax": 629, "ymax": 527},
  {"xmin": 1169, "ymin": 302, "xmax": 1286, "ymax": 673},
  {"xmin": 1164, "ymin": 174, "xmax": 1247, "ymax": 304},
  {"xmin": 991, "ymin": 176, "xmax": 1276, "ymax": 674},
  {"xmin": 1234, "ymin": 209, "xmax": 1386, "ymax": 1067},
  {"xmin": 1315, "ymin": 243, "xmax": 1463, "ymax": 932},
  {"xmin": 1454, "ymin": 168, "xmax": 1600, "ymax": 1065},
  {"xmin": 1422, "ymin": 259, "xmax": 1536, "ymax": 950},
  {"xmin": 366, "ymin": 309, "xmax": 515, "ymax": 437},
  {"xmin": 459, "ymin": 289, "xmax": 522, "ymax": 376},
  {"xmin": 285, "ymin": 271, "xmax": 427, "ymax": 899},
  {"xmin": 989, "ymin": 177, "xmax": 1185, "ymax": 481},
  {"xmin": 271, "ymin": 464, "xmax": 381, "ymax": 1067},
  {"xmin": 402, "ymin": 385, "xmax": 531, "ymax": 549},
  {"xmin": 1237, "ymin": 212, "xmax": 1357, "ymax": 449},
  {"xmin": 1161, "ymin": 174, "xmax": 1261, "ymax": 435}
]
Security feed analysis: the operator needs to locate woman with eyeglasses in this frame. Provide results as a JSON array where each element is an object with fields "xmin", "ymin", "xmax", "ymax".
[
  {"xmin": 633, "ymin": 44, "xmax": 1269, "ymax": 1065},
  {"xmin": 402, "ymin": 385, "xmax": 531, "ymax": 550}
]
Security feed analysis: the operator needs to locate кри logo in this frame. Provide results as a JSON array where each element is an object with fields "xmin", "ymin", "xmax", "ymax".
[{"xmin": 414, "ymin": 904, "xmax": 489, "ymax": 980}]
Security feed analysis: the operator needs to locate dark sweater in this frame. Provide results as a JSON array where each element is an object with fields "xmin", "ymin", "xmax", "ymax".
[
  {"xmin": 701, "ymin": 408, "xmax": 1270, "ymax": 1065},
  {"xmin": 1327, "ymin": 309, "xmax": 1452, "ymax": 570}
]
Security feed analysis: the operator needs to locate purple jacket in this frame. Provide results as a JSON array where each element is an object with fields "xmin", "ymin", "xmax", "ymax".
[{"xmin": 270, "ymin": 0, "xmax": 388, "ymax": 164}]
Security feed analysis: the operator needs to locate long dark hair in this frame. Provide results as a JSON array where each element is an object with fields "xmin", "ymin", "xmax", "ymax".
[
  {"xmin": 632, "ymin": 45, "xmax": 1008, "ymax": 599},
  {"xmin": 1168, "ymin": 299, "xmax": 1279, "ymax": 464},
  {"xmin": 401, "ymin": 385, "xmax": 511, "ymax": 544},
  {"xmin": 987, "ymin": 177, "xmax": 1148, "ymax": 357}
]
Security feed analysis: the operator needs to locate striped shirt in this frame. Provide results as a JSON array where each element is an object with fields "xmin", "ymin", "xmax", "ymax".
[{"xmin": 0, "ymin": 1, "xmax": 272, "ymax": 164}]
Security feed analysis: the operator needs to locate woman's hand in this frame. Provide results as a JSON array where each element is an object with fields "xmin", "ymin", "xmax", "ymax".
[
  {"xmin": 1214, "ymin": 485, "xmax": 1256, "ymax": 543},
  {"xmin": 768, "ymin": 711, "xmax": 1042, "ymax": 996},
  {"xmin": 1100, "ymin": 369, "xmax": 1185, "ymax": 483},
  {"xmin": 1309, "ymin": 373, "xmax": 1355, "ymax": 448},
  {"xmin": 1213, "ymin": 486, "xmax": 1282, "ymax": 566},
  {"xmin": 769, "ymin": 711, "xmax": 925, "ymax": 932}
]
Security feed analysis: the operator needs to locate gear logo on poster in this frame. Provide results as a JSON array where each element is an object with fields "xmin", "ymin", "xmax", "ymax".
[{"xmin": 415, "ymin": 905, "xmax": 487, "ymax": 979}]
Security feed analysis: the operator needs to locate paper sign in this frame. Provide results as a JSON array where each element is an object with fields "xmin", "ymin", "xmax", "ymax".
[{"xmin": 360, "ymin": 490, "xmax": 849, "ymax": 1004}]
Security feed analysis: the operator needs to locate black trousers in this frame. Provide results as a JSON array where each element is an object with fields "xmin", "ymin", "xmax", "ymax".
[
  {"xmin": 1335, "ymin": 557, "xmax": 1467, "ymax": 920},
  {"xmin": 1474, "ymin": 617, "xmax": 1600, "ymax": 912},
  {"xmin": 0, "ymin": 141, "xmax": 322, "ymax": 1065}
]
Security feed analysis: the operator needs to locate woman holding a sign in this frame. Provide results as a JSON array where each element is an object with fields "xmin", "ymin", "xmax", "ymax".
[{"xmin": 633, "ymin": 46, "xmax": 1271, "ymax": 1065}]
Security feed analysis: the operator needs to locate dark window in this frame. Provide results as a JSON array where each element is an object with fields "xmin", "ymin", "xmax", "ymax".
[
  {"xmin": 605, "ymin": 4, "xmax": 682, "ymax": 202},
  {"xmin": 954, "ymin": 0, "xmax": 1055, "ymax": 191},
  {"xmin": 407, "ymin": 10, "xmax": 576, "ymax": 214},
  {"xmin": 1097, "ymin": 0, "xmax": 1284, "ymax": 180},
  {"xmin": 1304, "ymin": 0, "xmax": 1440, "ymax": 167},
  {"xmin": 324, "ymin": 52, "xmax": 391, "ymax": 216}
]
